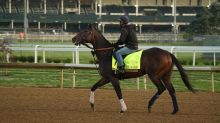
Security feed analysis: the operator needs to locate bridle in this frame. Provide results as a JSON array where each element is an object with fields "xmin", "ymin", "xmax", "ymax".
[
  {"xmin": 75, "ymin": 28, "xmax": 114, "ymax": 74},
  {"xmin": 79, "ymin": 29, "xmax": 114, "ymax": 53},
  {"xmin": 95, "ymin": 47, "xmax": 114, "ymax": 51}
]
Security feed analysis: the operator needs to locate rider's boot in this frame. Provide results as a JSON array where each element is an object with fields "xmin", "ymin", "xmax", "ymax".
[{"xmin": 118, "ymin": 66, "xmax": 125, "ymax": 74}]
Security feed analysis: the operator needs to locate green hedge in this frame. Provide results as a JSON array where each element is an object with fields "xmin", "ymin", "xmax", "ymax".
[
  {"xmin": 11, "ymin": 56, "xmax": 72, "ymax": 63},
  {"xmin": 6, "ymin": 55, "xmax": 220, "ymax": 66}
]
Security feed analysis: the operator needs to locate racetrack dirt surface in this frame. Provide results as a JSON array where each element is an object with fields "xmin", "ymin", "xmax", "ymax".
[{"xmin": 0, "ymin": 88, "xmax": 219, "ymax": 123}]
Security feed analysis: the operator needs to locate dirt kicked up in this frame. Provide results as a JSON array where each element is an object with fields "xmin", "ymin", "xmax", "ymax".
[{"xmin": 0, "ymin": 88, "xmax": 219, "ymax": 123}]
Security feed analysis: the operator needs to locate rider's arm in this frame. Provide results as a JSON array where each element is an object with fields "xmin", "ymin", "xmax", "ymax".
[{"xmin": 116, "ymin": 28, "xmax": 128, "ymax": 45}]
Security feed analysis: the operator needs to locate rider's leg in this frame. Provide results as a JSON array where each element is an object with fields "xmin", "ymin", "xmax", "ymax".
[{"xmin": 115, "ymin": 47, "xmax": 132, "ymax": 69}]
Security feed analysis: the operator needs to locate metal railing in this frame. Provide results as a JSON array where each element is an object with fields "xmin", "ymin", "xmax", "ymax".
[
  {"xmin": 0, "ymin": 63, "xmax": 219, "ymax": 92},
  {"xmin": 0, "ymin": 32, "xmax": 185, "ymax": 42},
  {"xmin": 6, "ymin": 44, "xmax": 220, "ymax": 66}
]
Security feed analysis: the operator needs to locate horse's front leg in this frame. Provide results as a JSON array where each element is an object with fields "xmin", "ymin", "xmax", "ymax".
[
  {"xmin": 110, "ymin": 77, "xmax": 127, "ymax": 113},
  {"xmin": 89, "ymin": 78, "xmax": 109, "ymax": 111}
]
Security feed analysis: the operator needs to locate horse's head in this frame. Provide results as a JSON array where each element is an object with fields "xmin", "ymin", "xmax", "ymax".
[{"xmin": 72, "ymin": 25, "xmax": 96, "ymax": 46}]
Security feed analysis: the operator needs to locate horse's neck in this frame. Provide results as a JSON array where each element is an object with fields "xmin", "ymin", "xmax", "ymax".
[
  {"xmin": 93, "ymin": 31, "xmax": 112, "ymax": 49},
  {"xmin": 91, "ymin": 30, "xmax": 113, "ymax": 62},
  {"xmin": 95, "ymin": 46, "xmax": 112, "ymax": 62},
  {"xmin": 96, "ymin": 51, "xmax": 112, "ymax": 67}
]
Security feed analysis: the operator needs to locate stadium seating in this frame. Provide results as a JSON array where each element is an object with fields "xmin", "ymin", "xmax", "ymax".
[
  {"xmin": 0, "ymin": 0, "xmax": 210, "ymax": 33},
  {"xmin": 104, "ymin": 24, "xmax": 121, "ymax": 33},
  {"xmin": 138, "ymin": 6, "xmax": 158, "ymax": 16},
  {"xmin": 158, "ymin": 6, "xmax": 172, "ymax": 15},
  {"xmin": 15, "ymin": 5, "xmax": 25, "ymax": 13},
  {"xmin": 65, "ymin": 23, "xmax": 79, "ymax": 32},
  {"xmin": 141, "ymin": 25, "xmax": 172, "ymax": 33},
  {"xmin": 2, "ymin": 6, "xmax": 18, "ymax": 13},
  {"xmin": 104, "ymin": 5, "xmax": 124, "ymax": 15},
  {"xmin": 0, "ymin": 12, "xmax": 97, "ymax": 24},
  {"xmin": 101, "ymin": 15, "xmax": 175, "ymax": 23},
  {"xmin": 30, "ymin": 7, "xmax": 44, "ymax": 14},
  {"xmin": 193, "ymin": 7, "xmax": 207, "ymax": 14},
  {"xmin": 81, "ymin": 4, "xmax": 94, "ymax": 14},
  {"xmin": 47, "ymin": 7, "xmax": 59, "ymax": 14},
  {"xmin": 177, "ymin": 7, "xmax": 195, "ymax": 15},
  {"xmin": 138, "ymin": 6, "xmax": 172, "ymax": 16},
  {"xmin": 0, "ymin": 13, "xmax": 23, "ymax": 22},
  {"xmin": 177, "ymin": 16, "xmax": 196, "ymax": 22},
  {"xmin": 0, "ymin": 6, "xmax": 4, "ymax": 13},
  {"xmin": 122, "ymin": 6, "xmax": 136, "ymax": 14}
]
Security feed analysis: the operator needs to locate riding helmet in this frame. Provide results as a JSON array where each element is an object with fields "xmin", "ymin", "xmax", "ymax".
[{"xmin": 119, "ymin": 16, "xmax": 129, "ymax": 24}]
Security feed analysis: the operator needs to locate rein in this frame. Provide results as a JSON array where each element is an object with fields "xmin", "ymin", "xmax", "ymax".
[
  {"xmin": 95, "ymin": 47, "xmax": 114, "ymax": 51},
  {"xmin": 82, "ymin": 43, "xmax": 114, "ymax": 52},
  {"xmin": 78, "ymin": 28, "xmax": 114, "ymax": 75},
  {"xmin": 91, "ymin": 46, "xmax": 114, "ymax": 65}
]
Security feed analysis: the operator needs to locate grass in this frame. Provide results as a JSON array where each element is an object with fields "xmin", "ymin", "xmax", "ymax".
[{"xmin": 1, "ymin": 68, "xmax": 220, "ymax": 92}]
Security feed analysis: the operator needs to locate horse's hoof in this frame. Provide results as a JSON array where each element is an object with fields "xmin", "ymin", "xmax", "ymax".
[
  {"xmin": 171, "ymin": 109, "xmax": 178, "ymax": 115},
  {"xmin": 90, "ymin": 103, "xmax": 95, "ymax": 112},
  {"xmin": 148, "ymin": 106, "xmax": 152, "ymax": 113},
  {"xmin": 120, "ymin": 110, "xmax": 125, "ymax": 114}
]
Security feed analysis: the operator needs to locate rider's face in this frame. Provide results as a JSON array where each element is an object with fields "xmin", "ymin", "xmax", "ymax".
[{"xmin": 120, "ymin": 21, "xmax": 124, "ymax": 28}]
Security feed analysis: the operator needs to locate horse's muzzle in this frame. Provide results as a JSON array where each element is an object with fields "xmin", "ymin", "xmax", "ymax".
[
  {"xmin": 75, "ymin": 42, "xmax": 80, "ymax": 46},
  {"xmin": 72, "ymin": 37, "xmax": 80, "ymax": 46},
  {"xmin": 72, "ymin": 37, "xmax": 76, "ymax": 43}
]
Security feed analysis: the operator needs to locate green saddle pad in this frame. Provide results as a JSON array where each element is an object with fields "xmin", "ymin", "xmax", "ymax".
[{"xmin": 112, "ymin": 50, "xmax": 143, "ymax": 70}]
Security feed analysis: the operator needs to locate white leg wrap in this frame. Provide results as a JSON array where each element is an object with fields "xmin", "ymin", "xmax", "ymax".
[
  {"xmin": 119, "ymin": 99, "xmax": 127, "ymax": 111},
  {"xmin": 89, "ymin": 91, "xmax": 95, "ymax": 104}
]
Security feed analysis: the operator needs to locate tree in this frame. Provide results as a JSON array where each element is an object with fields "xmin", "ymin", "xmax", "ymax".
[
  {"xmin": 209, "ymin": 2, "xmax": 220, "ymax": 34},
  {"xmin": 186, "ymin": 2, "xmax": 220, "ymax": 35}
]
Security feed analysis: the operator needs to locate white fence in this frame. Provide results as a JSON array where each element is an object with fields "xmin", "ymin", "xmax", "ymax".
[
  {"xmin": 6, "ymin": 44, "xmax": 220, "ymax": 66},
  {"xmin": 0, "ymin": 63, "xmax": 220, "ymax": 92},
  {"xmin": 0, "ymin": 32, "xmax": 185, "ymax": 42}
]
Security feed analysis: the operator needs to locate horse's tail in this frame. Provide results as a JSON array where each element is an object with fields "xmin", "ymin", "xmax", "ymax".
[{"xmin": 170, "ymin": 53, "xmax": 195, "ymax": 92}]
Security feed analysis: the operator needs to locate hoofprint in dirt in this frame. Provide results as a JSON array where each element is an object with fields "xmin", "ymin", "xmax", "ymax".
[{"xmin": 0, "ymin": 88, "xmax": 219, "ymax": 123}]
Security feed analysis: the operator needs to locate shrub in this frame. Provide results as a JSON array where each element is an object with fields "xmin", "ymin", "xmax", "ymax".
[
  {"xmin": 11, "ymin": 56, "xmax": 18, "ymax": 62},
  {"xmin": 63, "ymin": 58, "xmax": 72, "ymax": 63},
  {"xmin": 179, "ymin": 59, "xmax": 187, "ymax": 65},
  {"xmin": 18, "ymin": 56, "xmax": 27, "ymax": 62},
  {"xmin": 38, "ymin": 56, "xmax": 42, "ymax": 62},
  {"xmin": 27, "ymin": 56, "xmax": 34, "ymax": 63},
  {"xmin": 46, "ymin": 58, "xmax": 53, "ymax": 63},
  {"xmin": 204, "ymin": 60, "xmax": 213, "ymax": 65},
  {"xmin": 188, "ymin": 59, "xmax": 193, "ymax": 66},
  {"xmin": 216, "ymin": 61, "xmax": 220, "ymax": 66},
  {"xmin": 53, "ymin": 59, "xmax": 61, "ymax": 63}
]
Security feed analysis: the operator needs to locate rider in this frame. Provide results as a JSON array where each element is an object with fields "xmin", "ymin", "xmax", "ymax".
[{"xmin": 114, "ymin": 16, "xmax": 138, "ymax": 73}]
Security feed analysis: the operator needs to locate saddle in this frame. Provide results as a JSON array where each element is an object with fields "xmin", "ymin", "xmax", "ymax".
[{"xmin": 112, "ymin": 50, "xmax": 143, "ymax": 70}]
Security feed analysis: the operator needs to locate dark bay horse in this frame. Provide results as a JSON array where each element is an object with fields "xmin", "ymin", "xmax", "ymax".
[{"xmin": 72, "ymin": 25, "xmax": 194, "ymax": 114}]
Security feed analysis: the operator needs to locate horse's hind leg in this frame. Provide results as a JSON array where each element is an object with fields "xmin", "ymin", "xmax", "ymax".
[
  {"xmin": 162, "ymin": 71, "xmax": 179, "ymax": 114},
  {"xmin": 89, "ymin": 78, "xmax": 109, "ymax": 111},
  {"xmin": 148, "ymin": 75, "xmax": 166, "ymax": 113}
]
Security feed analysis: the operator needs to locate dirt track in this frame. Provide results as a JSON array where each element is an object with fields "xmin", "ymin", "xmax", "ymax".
[{"xmin": 0, "ymin": 88, "xmax": 219, "ymax": 123}]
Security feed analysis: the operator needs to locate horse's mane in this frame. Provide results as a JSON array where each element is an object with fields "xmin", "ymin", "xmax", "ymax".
[{"xmin": 93, "ymin": 27, "xmax": 112, "ymax": 45}]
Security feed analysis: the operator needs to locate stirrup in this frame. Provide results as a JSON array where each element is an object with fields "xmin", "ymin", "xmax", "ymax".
[{"xmin": 117, "ymin": 66, "xmax": 125, "ymax": 74}]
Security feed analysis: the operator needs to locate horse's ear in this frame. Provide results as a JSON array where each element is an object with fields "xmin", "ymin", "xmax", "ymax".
[
  {"xmin": 88, "ymin": 23, "xmax": 98, "ymax": 30},
  {"xmin": 88, "ymin": 24, "xmax": 93, "ymax": 30},
  {"xmin": 94, "ymin": 24, "xmax": 98, "ymax": 30}
]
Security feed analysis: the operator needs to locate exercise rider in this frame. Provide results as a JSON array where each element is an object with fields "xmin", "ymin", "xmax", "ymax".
[{"xmin": 114, "ymin": 16, "xmax": 138, "ymax": 73}]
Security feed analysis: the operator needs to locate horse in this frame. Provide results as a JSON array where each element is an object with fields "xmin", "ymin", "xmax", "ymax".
[{"xmin": 72, "ymin": 25, "xmax": 194, "ymax": 114}]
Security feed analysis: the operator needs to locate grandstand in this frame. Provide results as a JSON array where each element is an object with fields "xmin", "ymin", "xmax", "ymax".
[{"xmin": 0, "ymin": 0, "xmax": 218, "ymax": 34}]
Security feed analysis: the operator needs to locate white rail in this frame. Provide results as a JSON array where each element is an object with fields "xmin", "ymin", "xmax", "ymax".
[
  {"xmin": 0, "ymin": 63, "xmax": 220, "ymax": 92},
  {"xmin": 7, "ymin": 45, "xmax": 220, "ymax": 66}
]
